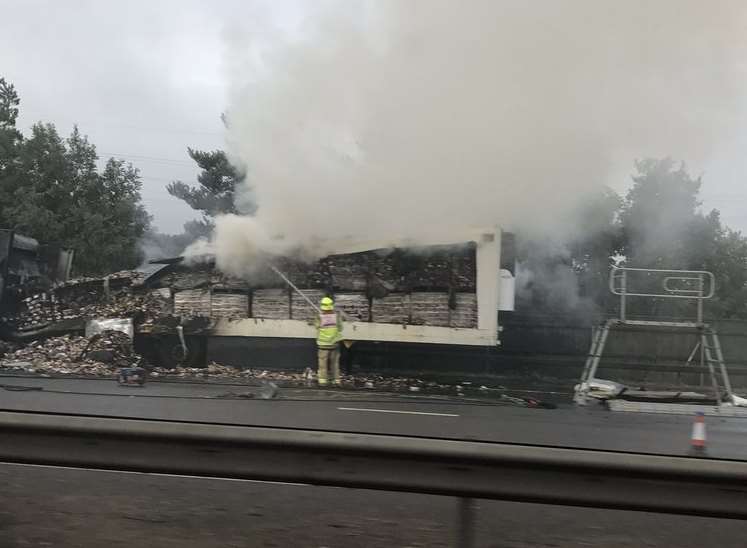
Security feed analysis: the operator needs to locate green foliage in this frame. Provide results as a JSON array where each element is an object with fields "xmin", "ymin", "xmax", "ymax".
[
  {"xmin": 70, "ymin": 156, "xmax": 151, "ymax": 274},
  {"xmin": 620, "ymin": 158, "xmax": 712, "ymax": 269},
  {"xmin": 0, "ymin": 77, "xmax": 150, "ymax": 276},
  {"xmin": 706, "ymin": 229, "xmax": 747, "ymax": 318},
  {"xmin": 521, "ymin": 158, "xmax": 747, "ymax": 320},
  {"xmin": 0, "ymin": 78, "xmax": 23, "ymax": 227},
  {"xmin": 568, "ymin": 187, "xmax": 623, "ymax": 311},
  {"xmin": 615, "ymin": 159, "xmax": 747, "ymax": 318},
  {"xmin": 167, "ymin": 148, "xmax": 254, "ymax": 226},
  {"xmin": 0, "ymin": 77, "xmax": 20, "ymax": 128}
]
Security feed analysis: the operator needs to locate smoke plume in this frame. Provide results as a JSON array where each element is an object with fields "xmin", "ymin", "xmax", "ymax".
[{"xmin": 201, "ymin": 0, "xmax": 747, "ymax": 275}]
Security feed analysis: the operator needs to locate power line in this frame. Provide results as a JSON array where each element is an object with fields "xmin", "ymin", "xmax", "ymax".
[
  {"xmin": 19, "ymin": 112, "xmax": 223, "ymax": 137},
  {"xmin": 99, "ymin": 151, "xmax": 195, "ymax": 167}
]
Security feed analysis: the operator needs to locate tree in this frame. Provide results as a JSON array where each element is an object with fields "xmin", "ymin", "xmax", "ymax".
[
  {"xmin": 706, "ymin": 228, "xmax": 747, "ymax": 318},
  {"xmin": 517, "ymin": 159, "xmax": 747, "ymax": 320},
  {"xmin": 0, "ymin": 78, "xmax": 19, "ymax": 128},
  {"xmin": 0, "ymin": 78, "xmax": 23, "ymax": 227},
  {"xmin": 69, "ymin": 156, "xmax": 151, "ymax": 274},
  {"xmin": 615, "ymin": 158, "xmax": 747, "ymax": 319},
  {"xmin": 167, "ymin": 148, "xmax": 254, "ymax": 230},
  {"xmin": 618, "ymin": 159, "xmax": 711, "ymax": 318},
  {"xmin": 4, "ymin": 122, "xmax": 71, "ymax": 242},
  {"xmin": 619, "ymin": 158, "xmax": 714, "ymax": 269},
  {"xmin": 0, "ymin": 76, "xmax": 151, "ymax": 276},
  {"xmin": 4, "ymin": 123, "xmax": 151, "ymax": 274},
  {"xmin": 141, "ymin": 219, "xmax": 211, "ymax": 260},
  {"xmin": 568, "ymin": 187, "xmax": 623, "ymax": 310}
]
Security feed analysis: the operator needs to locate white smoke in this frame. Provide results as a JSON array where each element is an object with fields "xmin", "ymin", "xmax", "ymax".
[
  {"xmin": 193, "ymin": 0, "xmax": 747, "ymax": 275},
  {"xmin": 188, "ymin": 214, "xmax": 297, "ymax": 276}
]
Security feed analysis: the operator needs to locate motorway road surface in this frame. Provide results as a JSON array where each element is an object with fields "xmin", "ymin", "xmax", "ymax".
[
  {"xmin": 1, "ymin": 463, "xmax": 746, "ymax": 548},
  {"xmin": 0, "ymin": 375, "xmax": 747, "ymax": 458},
  {"xmin": 1, "ymin": 375, "xmax": 747, "ymax": 546}
]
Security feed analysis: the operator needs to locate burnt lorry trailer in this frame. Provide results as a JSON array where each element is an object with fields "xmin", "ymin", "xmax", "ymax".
[
  {"xmin": 137, "ymin": 229, "xmax": 515, "ymax": 372},
  {"xmin": 0, "ymin": 229, "xmax": 74, "ymax": 340}
]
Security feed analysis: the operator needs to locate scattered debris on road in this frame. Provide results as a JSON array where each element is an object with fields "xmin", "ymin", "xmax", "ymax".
[
  {"xmin": 574, "ymin": 379, "xmax": 626, "ymax": 400},
  {"xmin": 0, "ymin": 267, "xmax": 555, "ymax": 407},
  {"xmin": 0, "ymin": 346, "xmax": 555, "ymax": 406},
  {"xmin": 117, "ymin": 366, "xmax": 147, "ymax": 386},
  {"xmin": 1, "ymin": 330, "xmax": 141, "ymax": 376}
]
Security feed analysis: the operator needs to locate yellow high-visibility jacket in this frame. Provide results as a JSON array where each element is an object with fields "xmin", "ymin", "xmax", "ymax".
[{"xmin": 314, "ymin": 311, "xmax": 343, "ymax": 348}]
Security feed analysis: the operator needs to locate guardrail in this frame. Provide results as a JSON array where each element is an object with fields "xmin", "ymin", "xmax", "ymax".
[{"xmin": 1, "ymin": 410, "xmax": 747, "ymax": 546}]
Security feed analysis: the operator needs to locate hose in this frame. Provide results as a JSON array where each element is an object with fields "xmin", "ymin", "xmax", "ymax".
[
  {"xmin": 269, "ymin": 263, "xmax": 351, "ymax": 321},
  {"xmin": 268, "ymin": 264, "xmax": 321, "ymax": 313},
  {"xmin": 176, "ymin": 326, "xmax": 188, "ymax": 361}
]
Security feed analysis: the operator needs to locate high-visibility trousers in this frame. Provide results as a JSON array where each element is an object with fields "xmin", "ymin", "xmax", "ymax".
[{"xmin": 317, "ymin": 346, "xmax": 340, "ymax": 385}]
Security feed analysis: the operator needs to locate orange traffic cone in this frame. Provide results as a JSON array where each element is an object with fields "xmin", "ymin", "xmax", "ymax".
[{"xmin": 690, "ymin": 412, "xmax": 707, "ymax": 455}]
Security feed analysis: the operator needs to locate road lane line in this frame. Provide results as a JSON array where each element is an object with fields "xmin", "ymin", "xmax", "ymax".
[{"xmin": 337, "ymin": 407, "xmax": 459, "ymax": 417}]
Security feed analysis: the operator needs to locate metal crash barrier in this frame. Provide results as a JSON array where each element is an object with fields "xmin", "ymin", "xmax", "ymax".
[{"xmin": 1, "ymin": 410, "xmax": 747, "ymax": 547}]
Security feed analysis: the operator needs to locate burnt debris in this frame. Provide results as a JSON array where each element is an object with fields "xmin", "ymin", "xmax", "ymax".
[
  {"xmin": 2, "ymin": 330, "xmax": 140, "ymax": 376},
  {"xmin": 160, "ymin": 242, "xmax": 479, "ymax": 327},
  {"xmin": 0, "ymin": 241, "xmax": 480, "ymax": 375}
]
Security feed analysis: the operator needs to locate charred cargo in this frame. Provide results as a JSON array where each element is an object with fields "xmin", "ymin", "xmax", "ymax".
[{"xmin": 2, "ymin": 228, "xmax": 514, "ymax": 370}]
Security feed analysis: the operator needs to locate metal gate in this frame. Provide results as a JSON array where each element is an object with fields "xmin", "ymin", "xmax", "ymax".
[{"xmin": 574, "ymin": 266, "xmax": 735, "ymax": 407}]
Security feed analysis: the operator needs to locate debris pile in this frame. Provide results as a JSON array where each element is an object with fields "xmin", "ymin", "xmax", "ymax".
[
  {"xmin": 81, "ymin": 330, "xmax": 140, "ymax": 367},
  {"xmin": 0, "ymin": 340, "xmax": 17, "ymax": 359},
  {"xmin": 150, "ymin": 364, "xmax": 458, "ymax": 393},
  {"xmin": 6, "ymin": 271, "xmax": 170, "ymax": 331},
  {"xmin": 0, "ymin": 330, "xmax": 140, "ymax": 376}
]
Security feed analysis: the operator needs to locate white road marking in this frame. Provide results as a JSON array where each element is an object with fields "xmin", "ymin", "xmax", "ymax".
[{"xmin": 337, "ymin": 407, "xmax": 459, "ymax": 417}]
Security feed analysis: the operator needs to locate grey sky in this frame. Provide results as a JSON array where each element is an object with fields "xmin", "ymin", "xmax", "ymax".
[
  {"xmin": 1, "ymin": 0, "xmax": 234, "ymax": 233},
  {"xmin": 2, "ymin": 1, "xmax": 747, "ymax": 234}
]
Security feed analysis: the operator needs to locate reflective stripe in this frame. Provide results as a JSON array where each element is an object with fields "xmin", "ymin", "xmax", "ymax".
[
  {"xmin": 320, "ymin": 314, "xmax": 337, "ymax": 328},
  {"xmin": 317, "ymin": 312, "xmax": 341, "ymax": 347}
]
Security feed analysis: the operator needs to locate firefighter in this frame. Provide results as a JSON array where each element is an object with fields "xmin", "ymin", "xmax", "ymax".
[{"xmin": 314, "ymin": 296, "xmax": 343, "ymax": 386}]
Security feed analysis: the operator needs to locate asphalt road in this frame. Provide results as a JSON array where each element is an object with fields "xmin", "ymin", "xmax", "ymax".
[
  {"xmin": 1, "ymin": 375, "xmax": 747, "ymax": 458},
  {"xmin": 1, "ymin": 462, "xmax": 746, "ymax": 548},
  {"xmin": 2, "ymin": 375, "xmax": 747, "ymax": 546}
]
